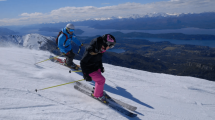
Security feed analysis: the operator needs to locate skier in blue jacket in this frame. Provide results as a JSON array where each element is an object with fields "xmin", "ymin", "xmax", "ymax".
[{"xmin": 58, "ymin": 23, "xmax": 83, "ymax": 69}]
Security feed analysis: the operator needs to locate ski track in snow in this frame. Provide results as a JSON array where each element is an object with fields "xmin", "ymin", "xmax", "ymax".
[{"xmin": 0, "ymin": 46, "xmax": 215, "ymax": 120}]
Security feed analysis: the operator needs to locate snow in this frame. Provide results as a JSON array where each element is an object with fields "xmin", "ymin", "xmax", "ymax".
[{"xmin": 0, "ymin": 46, "xmax": 215, "ymax": 120}]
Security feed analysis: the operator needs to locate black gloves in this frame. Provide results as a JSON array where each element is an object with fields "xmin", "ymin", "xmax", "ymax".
[
  {"xmin": 65, "ymin": 51, "xmax": 70, "ymax": 55},
  {"xmin": 101, "ymin": 67, "xmax": 105, "ymax": 73},
  {"xmin": 83, "ymin": 73, "xmax": 92, "ymax": 82}
]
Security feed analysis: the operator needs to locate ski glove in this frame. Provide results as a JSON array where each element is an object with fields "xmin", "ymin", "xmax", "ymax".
[
  {"xmin": 101, "ymin": 67, "xmax": 105, "ymax": 73},
  {"xmin": 90, "ymin": 52, "xmax": 98, "ymax": 55},
  {"xmin": 83, "ymin": 73, "xmax": 92, "ymax": 82},
  {"xmin": 65, "ymin": 51, "xmax": 70, "ymax": 55}
]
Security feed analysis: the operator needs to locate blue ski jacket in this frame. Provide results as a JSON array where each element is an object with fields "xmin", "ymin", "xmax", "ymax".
[{"xmin": 58, "ymin": 28, "xmax": 82, "ymax": 54}]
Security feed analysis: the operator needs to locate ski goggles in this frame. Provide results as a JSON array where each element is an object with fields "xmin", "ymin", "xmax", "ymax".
[
  {"xmin": 66, "ymin": 27, "xmax": 74, "ymax": 32},
  {"xmin": 105, "ymin": 42, "xmax": 115, "ymax": 48},
  {"xmin": 108, "ymin": 43, "xmax": 115, "ymax": 48}
]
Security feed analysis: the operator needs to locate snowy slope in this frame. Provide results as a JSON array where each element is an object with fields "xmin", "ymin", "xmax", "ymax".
[{"xmin": 0, "ymin": 47, "xmax": 215, "ymax": 120}]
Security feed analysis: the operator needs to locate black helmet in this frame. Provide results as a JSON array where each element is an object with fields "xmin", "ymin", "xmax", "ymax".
[{"xmin": 102, "ymin": 34, "xmax": 116, "ymax": 49}]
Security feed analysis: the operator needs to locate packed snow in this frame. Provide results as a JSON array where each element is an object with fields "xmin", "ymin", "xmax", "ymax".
[{"xmin": 0, "ymin": 46, "xmax": 215, "ymax": 120}]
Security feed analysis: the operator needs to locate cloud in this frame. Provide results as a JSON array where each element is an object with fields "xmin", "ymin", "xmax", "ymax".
[
  {"xmin": 20, "ymin": 12, "xmax": 44, "ymax": 17},
  {"xmin": 0, "ymin": 0, "xmax": 215, "ymax": 26}
]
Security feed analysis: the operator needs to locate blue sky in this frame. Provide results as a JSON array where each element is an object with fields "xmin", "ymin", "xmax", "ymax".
[
  {"xmin": 0, "ymin": 0, "xmax": 215, "ymax": 26},
  {"xmin": 0, "ymin": 0, "xmax": 166, "ymax": 19}
]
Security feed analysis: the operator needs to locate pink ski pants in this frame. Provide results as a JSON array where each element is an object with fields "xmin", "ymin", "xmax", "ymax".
[{"xmin": 89, "ymin": 69, "xmax": 106, "ymax": 98}]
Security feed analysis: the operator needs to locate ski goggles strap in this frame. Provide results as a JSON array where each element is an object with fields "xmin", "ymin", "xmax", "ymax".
[{"xmin": 66, "ymin": 27, "xmax": 74, "ymax": 32}]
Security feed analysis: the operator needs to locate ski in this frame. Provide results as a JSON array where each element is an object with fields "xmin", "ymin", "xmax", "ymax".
[
  {"xmin": 49, "ymin": 55, "xmax": 82, "ymax": 72},
  {"xmin": 75, "ymin": 81, "xmax": 137, "ymax": 111},
  {"xmin": 74, "ymin": 85, "xmax": 137, "ymax": 117}
]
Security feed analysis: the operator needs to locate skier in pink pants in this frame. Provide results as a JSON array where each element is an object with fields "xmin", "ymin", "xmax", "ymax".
[
  {"xmin": 89, "ymin": 69, "xmax": 105, "ymax": 97},
  {"xmin": 80, "ymin": 34, "xmax": 116, "ymax": 102}
]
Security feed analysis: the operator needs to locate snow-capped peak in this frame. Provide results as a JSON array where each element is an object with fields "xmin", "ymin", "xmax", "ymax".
[
  {"xmin": 0, "ymin": 33, "xmax": 55, "ymax": 50},
  {"xmin": 23, "ymin": 34, "xmax": 50, "ymax": 49}
]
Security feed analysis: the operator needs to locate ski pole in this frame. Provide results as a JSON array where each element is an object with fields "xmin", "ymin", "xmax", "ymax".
[
  {"xmin": 77, "ymin": 44, "xmax": 84, "ymax": 54},
  {"xmin": 77, "ymin": 46, "xmax": 81, "ymax": 54},
  {"xmin": 34, "ymin": 54, "xmax": 64, "ymax": 65},
  {"xmin": 35, "ymin": 79, "xmax": 85, "ymax": 92},
  {"xmin": 69, "ymin": 70, "xmax": 82, "ymax": 73}
]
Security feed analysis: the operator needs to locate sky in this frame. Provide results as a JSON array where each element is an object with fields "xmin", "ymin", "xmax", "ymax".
[
  {"xmin": 0, "ymin": 46, "xmax": 215, "ymax": 120},
  {"xmin": 0, "ymin": 0, "xmax": 215, "ymax": 26}
]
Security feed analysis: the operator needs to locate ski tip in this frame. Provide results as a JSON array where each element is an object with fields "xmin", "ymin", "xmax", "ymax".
[
  {"xmin": 129, "ymin": 107, "xmax": 137, "ymax": 111},
  {"xmin": 128, "ymin": 113, "xmax": 137, "ymax": 117}
]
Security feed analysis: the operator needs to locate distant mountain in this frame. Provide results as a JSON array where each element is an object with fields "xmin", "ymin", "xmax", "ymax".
[
  {"xmin": 0, "ymin": 27, "xmax": 18, "ymax": 35},
  {"xmin": 38, "ymin": 27, "xmax": 61, "ymax": 32},
  {"xmin": 3, "ymin": 12, "xmax": 215, "ymax": 37},
  {"xmin": 88, "ymin": 12, "xmax": 215, "ymax": 30},
  {"xmin": 26, "ymin": 12, "xmax": 215, "ymax": 31},
  {"xmin": 0, "ymin": 34, "xmax": 60, "ymax": 54}
]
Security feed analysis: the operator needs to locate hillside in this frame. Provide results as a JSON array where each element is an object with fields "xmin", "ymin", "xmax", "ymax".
[
  {"xmin": 0, "ymin": 27, "xmax": 18, "ymax": 35},
  {"xmin": 111, "ymin": 31, "xmax": 215, "ymax": 40},
  {"xmin": 0, "ymin": 47, "xmax": 215, "ymax": 120}
]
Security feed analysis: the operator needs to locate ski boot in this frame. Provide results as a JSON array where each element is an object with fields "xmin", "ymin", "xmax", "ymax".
[
  {"xmin": 73, "ymin": 65, "xmax": 80, "ymax": 70},
  {"xmin": 92, "ymin": 87, "xmax": 110, "ymax": 99},
  {"xmin": 71, "ymin": 63, "xmax": 80, "ymax": 70},
  {"xmin": 65, "ymin": 62, "xmax": 80, "ymax": 70},
  {"xmin": 91, "ymin": 93, "xmax": 108, "ymax": 104}
]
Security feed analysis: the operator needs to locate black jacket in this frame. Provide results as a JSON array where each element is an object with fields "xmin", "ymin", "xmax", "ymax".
[{"xmin": 80, "ymin": 37, "xmax": 104, "ymax": 75}]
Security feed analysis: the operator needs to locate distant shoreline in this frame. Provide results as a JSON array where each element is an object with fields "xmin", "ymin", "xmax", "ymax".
[{"xmin": 126, "ymin": 37, "xmax": 215, "ymax": 48}]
